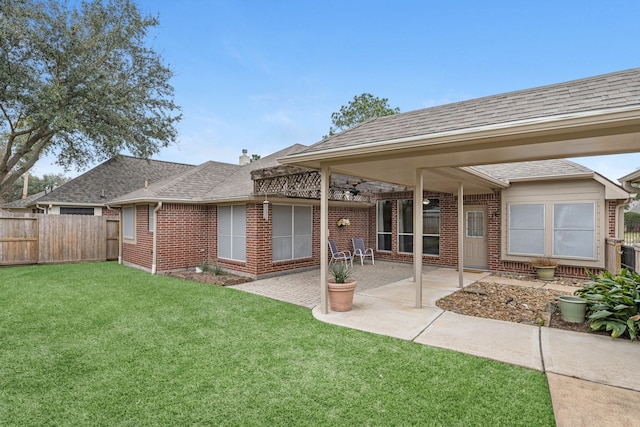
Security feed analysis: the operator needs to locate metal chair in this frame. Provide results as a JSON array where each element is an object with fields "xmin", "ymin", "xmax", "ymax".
[
  {"xmin": 328, "ymin": 239, "xmax": 353, "ymax": 267},
  {"xmin": 352, "ymin": 237, "xmax": 374, "ymax": 266}
]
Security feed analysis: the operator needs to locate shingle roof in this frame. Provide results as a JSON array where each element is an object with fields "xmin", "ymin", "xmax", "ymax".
[
  {"xmin": 471, "ymin": 159, "xmax": 593, "ymax": 182},
  {"xmin": 34, "ymin": 156, "xmax": 195, "ymax": 205},
  {"xmin": 302, "ymin": 68, "xmax": 640, "ymax": 153},
  {"xmin": 2, "ymin": 190, "xmax": 46, "ymax": 209},
  {"xmin": 111, "ymin": 144, "xmax": 308, "ymax": 203}
]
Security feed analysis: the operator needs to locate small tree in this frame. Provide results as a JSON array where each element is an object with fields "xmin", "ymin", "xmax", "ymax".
[
  {"xmin": 4, "ymin": 172, "xmax": 69, "ymax": 202},
  {"xmin": 326, "ymin": 93, "xmax": 400, "ymax": 138},
  {"xmin": 0, "ymin": 0, "xmax": 181, "ymax": 196}
]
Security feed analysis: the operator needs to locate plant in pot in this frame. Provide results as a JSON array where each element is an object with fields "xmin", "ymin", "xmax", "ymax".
[
  {"xmin": 530, "ymin": 257, "xmax": 558, "ymax": 281},
  {"xmin": 327, "ymin": 262, "xmax": 358, "ymax": 312}
]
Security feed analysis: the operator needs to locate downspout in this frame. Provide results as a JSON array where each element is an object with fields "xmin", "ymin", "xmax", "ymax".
[
  {"xmin": 35, "ymin": 204, "xmax": 47, "ymax": 213},
  {"xmin": 151, "ymin": 202, "xmax": 162, "ymax": 274}
]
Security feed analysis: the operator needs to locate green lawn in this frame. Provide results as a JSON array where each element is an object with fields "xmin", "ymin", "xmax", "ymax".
[{"xmin": 0, "ymin": 263, "xmax": 555, "ymax": 426}]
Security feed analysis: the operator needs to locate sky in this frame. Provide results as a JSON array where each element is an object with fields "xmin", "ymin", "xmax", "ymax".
[{"xmin": 33, "ymin": 0, "xmax": 640, "ymax": 183}]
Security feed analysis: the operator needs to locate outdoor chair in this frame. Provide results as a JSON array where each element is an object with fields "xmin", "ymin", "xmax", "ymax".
[
  {"xmin": 328, "ymin": 239, "xmax": 353, "ymax": 267},
  {"xmin": 352, "ymin": 237, "xmax": 374, "ymax": 266}
]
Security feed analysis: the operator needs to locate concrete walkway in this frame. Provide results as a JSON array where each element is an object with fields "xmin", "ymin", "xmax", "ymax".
[{"xmin": 233, "ymin": 262, "xmax": 640, "ymax": 426}]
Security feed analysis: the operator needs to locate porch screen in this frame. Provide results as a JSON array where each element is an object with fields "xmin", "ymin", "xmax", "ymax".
[
  {"xmin": 272, "ymin": 205, "xmax": 312, "ymax": 261},
  {"xmin": 218, "ymin": 205, "xmax": 246, "ymax": 262}
]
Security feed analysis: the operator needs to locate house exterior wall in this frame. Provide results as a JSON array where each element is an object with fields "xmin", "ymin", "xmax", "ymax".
[
  {"xmin": 155, "ymin": 204, "xmax": 213, "ymax": 272},
  {"xmin": 122, "ymin": 204, "xmax": 154, "ymax": 270},
  {"xmin": 121, "ymin": 180, "xmax": 617, "ymax": 279}
]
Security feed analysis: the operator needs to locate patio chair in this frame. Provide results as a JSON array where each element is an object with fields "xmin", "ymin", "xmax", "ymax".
[
  {"xmin": 352, "ymin": 237, "xmax": 374, "ymax": 266},
  {"xmin": 328, "ymin": 239, "xmax": 353, "ymax": 267}
]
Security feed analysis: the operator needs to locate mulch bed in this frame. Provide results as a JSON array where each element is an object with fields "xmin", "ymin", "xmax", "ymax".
[
  {"xmin": 436, "ymin": 280, "xmax": 596, "ymax": 335},
  {"xmin": 163, "ymin": 270, "xmax": 253, "ymax": 286}
]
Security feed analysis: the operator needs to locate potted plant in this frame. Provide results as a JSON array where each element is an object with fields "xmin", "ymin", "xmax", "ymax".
[
  {"xmin": 327, "ymin": 262, "xmax": 357, "ymax": 312},
  {"xmin": 530, "ymin": 257, "xmax": 558, "ymax": 281}
]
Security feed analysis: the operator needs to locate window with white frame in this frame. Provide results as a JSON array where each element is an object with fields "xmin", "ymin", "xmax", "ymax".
[
  {"xmin": 218, "ymin": 205, "xmax": 246, "ymax": 262},
  {"xmin": 508, "ymin": 202, "xmax": 596, "ymax": 259},
  {"xmin": 123, "ymin": 206, "xmax": 135, "ymax": 240},
  {"xmin": 508, "ymin": 204, "xmax": 544, "ymax": 255},
  {"xmin": 272, "ymin": 205, "xmax": 312, "ymax": 261},
  {"xmin": 398, "ymin": 199, "xmax": 440, "ymax": 255},
  {"xmin": 376, "ymin": 200, "xmax": 392, "ymax": 251},
  {"xmin": 553, "ymin": 203, "xmax": 594, "ymax": 258}
]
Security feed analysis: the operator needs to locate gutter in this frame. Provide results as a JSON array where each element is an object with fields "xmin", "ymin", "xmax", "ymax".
[
  {"xmin": 278, "ymin": 105, "xmax": 640, "ymax": 165},
  {"xmin": 151, "ymin": 201, "xmax": 162, "ymax": 274}
]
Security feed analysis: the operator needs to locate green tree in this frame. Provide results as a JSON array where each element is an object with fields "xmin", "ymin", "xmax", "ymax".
[
  {"xmin": 5, "ymin": 172, "xmax": 69, "ymax": 202},
  {"xmin": 326, "ymin": 93, "xmax": 400, "ymax": 138},
  {"xmin": 0, "ymin": 0, "xmax": 181, "ymax": 197}
]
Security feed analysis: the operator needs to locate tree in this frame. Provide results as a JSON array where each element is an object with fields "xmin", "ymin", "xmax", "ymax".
[
  {"xmin": 5, "ymin": 172, "xmax": 69, "ymax": 202},
  {"xmin": 326, "ymin": 93, "xmax": 400, "ymax": 138},
  {"xmin": 0, "ymin": 0, "xmax": 181, "ymax": 197}
]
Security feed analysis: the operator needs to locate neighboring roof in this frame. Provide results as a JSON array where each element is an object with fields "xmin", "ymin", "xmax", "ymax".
[
  {"xmin": 2, "ymin": 190, "xmax": 46, "ymax": 209},
  {"xmin": 110, "ymin": 144, "xmax": 309, "ymax": 204},
  {"xmin": 302, "ymin": 68, "xmax": 640, "ymax": 154},
  {"xmin": 32, "ymin": 156, "xmax": 195, "ymax": 206},
  {"xmin": 471, "ymin": 159, "xmax": 593, "ymax": 182}
]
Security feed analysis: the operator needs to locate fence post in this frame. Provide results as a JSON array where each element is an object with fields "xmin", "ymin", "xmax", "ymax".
[{"xmin": 605, "ymin": 238, "xmax": 623, "ymax": 274}]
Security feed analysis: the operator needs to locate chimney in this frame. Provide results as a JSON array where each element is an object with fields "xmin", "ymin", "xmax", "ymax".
[
  {"xmin": 21, "ymin": 172, "xmax": 29, "ymax": 199},
  {"xmin": 239, "ymin": 149, "xmax": 250, "ymax": 165}
]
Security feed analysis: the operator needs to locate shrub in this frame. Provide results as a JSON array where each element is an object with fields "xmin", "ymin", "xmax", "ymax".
[{"xmin": 574, "ymin": 269, "xmax": 640, "ymax": 340}]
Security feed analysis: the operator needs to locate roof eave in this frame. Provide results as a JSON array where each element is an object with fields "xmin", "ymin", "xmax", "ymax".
[{"xmin": 279, "ymin": 105, "xmax": 640, "ymax": 169}]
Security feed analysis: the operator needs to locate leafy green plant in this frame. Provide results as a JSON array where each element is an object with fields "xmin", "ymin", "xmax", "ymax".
[
  {"xmin": 212, "ymin": 262, "xmax": 224, "ymax": 276},
  {"xmin": 329, "ymin": 262, "xmax": 353, "ymax": 283},
  {"xmin": 574, "ymin": 269, "xmax": 640, "ymax": 340},
  {"xmin": 199, "ymin": 261, "xmax": 210, "ymax": 272}
]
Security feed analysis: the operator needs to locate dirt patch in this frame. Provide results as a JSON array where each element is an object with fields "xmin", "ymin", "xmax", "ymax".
[
  {"xmin": 436, "ymin": 277, "xmax": 594, "ymax": 334},
  {"xmin": 163, "ymin": 269, "xmax": 253, "ymax": 286}
]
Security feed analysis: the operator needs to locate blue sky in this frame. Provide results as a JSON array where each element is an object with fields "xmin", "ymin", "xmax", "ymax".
[{"xmin": 35, "ymin": 0, "xmax": 640, "ymax": 182}]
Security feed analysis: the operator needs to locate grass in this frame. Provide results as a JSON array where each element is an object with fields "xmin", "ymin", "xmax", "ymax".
[{"xmin": 0, "ymin": 262, "xmax": 555, "ymax": 426}]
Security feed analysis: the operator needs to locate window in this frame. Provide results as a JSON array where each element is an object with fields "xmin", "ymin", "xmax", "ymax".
[
  {"xmin": 466, "ymin": 210, "xmax": 485, "ymax": 238},
  {"xmin": 553, "ymin": 203, "xmax": 594, "ymax": 258},
  {"xmin": 60, "ymin": 207, "xmax": 94, "ymax": 215},
  {"xmin": 508, "ymin": 204, "xmax": 544, "ymax": 255},
  {"xmin": 508, "ymin": 202, "xmax": 596, "ymax": 259},
  {"xmin": 398, "ymin": 199, "xmax": 440, "ymax": 255},
  {"xmin": 376, "ymin": 201, "xmax": 392, "ymax": 251},
  {"xmin": 123, "ymin": 206, "xmax": 135, "ymax": 240},
  {"xmin": 272, "ymin": 205, "xmax": 312, "ymax": 261},
  {"xmin": 148, "ymin": 205, "xmax": 154, "ymax": 232},
  {"xmin": 218, "ymin": 205, "xmax": 246, "ymax": 261}
]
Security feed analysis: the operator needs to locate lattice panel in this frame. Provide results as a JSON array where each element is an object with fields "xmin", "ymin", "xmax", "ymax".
[{"xmin": 254, "ymin": 172, "xmax": 371, "ymax": 202}]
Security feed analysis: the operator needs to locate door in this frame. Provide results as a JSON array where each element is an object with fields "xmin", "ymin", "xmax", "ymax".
[{"xmin": 463, "ymin": 206, "xmax": 488, "ymax": 269}]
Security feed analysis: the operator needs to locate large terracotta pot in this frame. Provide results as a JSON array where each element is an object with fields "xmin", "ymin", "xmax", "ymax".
[{"xmin": 327, "ymin": 280, "xmax": 357, "ymax": 312}]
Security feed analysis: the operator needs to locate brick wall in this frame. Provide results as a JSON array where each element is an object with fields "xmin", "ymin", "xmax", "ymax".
[
  {"xmin": 122, "ymin": 205, "xmax": 153, "ymax": 270},
  {"xmin": 155, "ymin": 204, "xmax": 213, "ymax": 271},
  {"xmin": 101, "ymin": 207, "xmax": 120, "ymax": 217}
]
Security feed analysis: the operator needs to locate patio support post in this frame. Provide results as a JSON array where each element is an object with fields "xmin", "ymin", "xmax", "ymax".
[
  {"xmin": 458, "ymin": 182, "xmax": 464, "ymax": 288},
  {"xmin": 414, "ymin": 168, "xmax": 424, "ymax": 308},
  {"xmin": 320, "ymin": 165, "xmax": 330, "ymax": 314}
]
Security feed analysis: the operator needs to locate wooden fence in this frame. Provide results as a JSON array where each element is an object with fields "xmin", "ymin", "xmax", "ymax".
[{"xmin": 0, "ymin": 214, "xmax": 119, "ymax": 266}]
